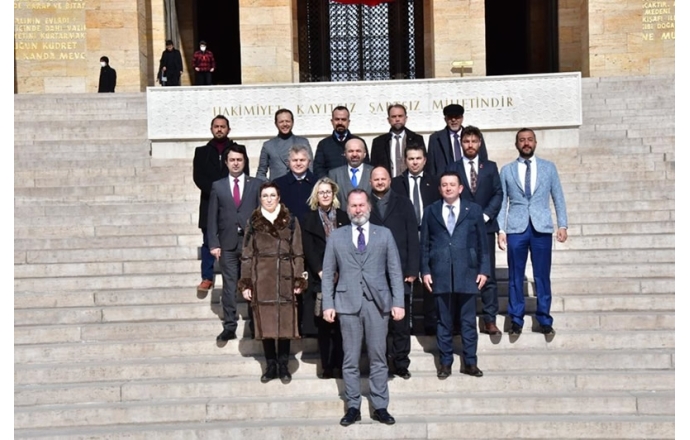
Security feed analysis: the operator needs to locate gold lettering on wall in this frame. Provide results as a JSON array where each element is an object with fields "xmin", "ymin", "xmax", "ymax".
[
  {"xmin": 642, "ymin": 1, "xmax": 675, "ymax": 41},
  {"xmin": 14, "ymin": 0, "xmax": 86, "ymax": 62}
]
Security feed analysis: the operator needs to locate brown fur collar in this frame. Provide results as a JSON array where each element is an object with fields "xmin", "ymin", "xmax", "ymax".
[{"xmin": 249, "ymin": 205, "xmax": 292, "ymax": 238}]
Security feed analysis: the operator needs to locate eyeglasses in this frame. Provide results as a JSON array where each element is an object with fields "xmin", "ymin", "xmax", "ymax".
[
  {"xmin": 317, "ymin": 191, "xmax": 333, "ymax": 196},
  {"xmin": 261, "ymin": 194, "xmax": 278, "ymax": 199}
]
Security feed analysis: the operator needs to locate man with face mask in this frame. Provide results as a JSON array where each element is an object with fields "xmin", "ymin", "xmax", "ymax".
[
  {"xmin": 321, "ymin": 189, "xmax": 405, "ymax": 427},
  {"xmin": 98, "ymin": 56, "xmax": 116, "ymax": 93},
  {"xmin": 257, "ymin": 109, "xmax": 313, "ymax": 181},
  {"xmin": 192, "ymin": 40, "xmax": 215, "ymax": 85}
]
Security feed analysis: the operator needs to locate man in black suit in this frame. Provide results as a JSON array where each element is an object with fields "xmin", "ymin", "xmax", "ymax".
[
  {"xmin": 313, "ymin": 106, "xmax": 369, "ymax": 178},
  {"xmin": 193, "ymin": 115, "xmax": 250, "ymax": 294},
  {"xmin": 207, "ymin": 144, "xmax": 262, "ymax": 341},
  {"xmin": 391, "ymin": 143, "xmax": 441, "ymax": 336},
  {"xmin": 426, "ymin": 104, "xmax": 488, "ymax": 177},
  {"xmin": 369, "ymin": 166, "xmax": 420, "ymax": 379},
  {"xmin": 370, "ymin": 104, "xmax": 426, "ymax": 177},
  {"xmin": 446, "ymin": 126, "xmax": 503, "ymax": 335}
]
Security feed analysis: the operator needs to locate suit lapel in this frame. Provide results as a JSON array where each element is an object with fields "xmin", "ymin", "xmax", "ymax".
[
  {"xmin": 509, "ymin": 161, "xmax": 524, "ymax": 194},
  {"xmin": 440, "ymin": 130, "xmax": 453, "ymax": 165}
]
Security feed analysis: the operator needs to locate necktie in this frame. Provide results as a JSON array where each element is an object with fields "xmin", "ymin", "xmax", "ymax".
[
  {"xmin": 233, "ymin": 178, "xmax": 241, "ymax": 206},
  {"xmin": 469, "ymin": 160, "xmax": 478, "ymax": 194},
  {"xmin": 453, "ymin": 133, "xmax": 462, "ymax": 161},
  {"xmin": 412, "ymin": 175, "xmax": 421, "ymax": 225},
  {"xmin": 394, "ymin": 134, "xmax": 403, "ymax": 176},
  {"xmin": 446, "ymin": 205, "xmax": 456, "ymax": 234},
  {"xmin": 357, "ymin": 226, "xmax": 366, "ymax": 252},
  {"xmin": 524, "ymin": 159, "xmax": 532, "ymax": 199},
  {"xmin": 350, "ymin": 168, "xmax": 359, "ymax": 187}
]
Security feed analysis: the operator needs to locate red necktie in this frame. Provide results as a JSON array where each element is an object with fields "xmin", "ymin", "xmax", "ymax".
[{"xmin": 233, "ymin": 178, "xmax": 241, "ymax": 206}]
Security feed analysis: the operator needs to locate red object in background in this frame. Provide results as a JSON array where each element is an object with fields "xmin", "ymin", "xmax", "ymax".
[{"xmin": 332, "ymin": 0, "xmax": 395, "ymax": 6}]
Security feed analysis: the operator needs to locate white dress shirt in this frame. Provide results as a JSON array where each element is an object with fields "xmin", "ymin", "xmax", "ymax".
[
  {"xmin": 517, "ymin": 156, "xmax": 538, "ymax": 194},
  {"xmin": 441, "ymin": 198, "xmax": 461, "ymax": 226}
]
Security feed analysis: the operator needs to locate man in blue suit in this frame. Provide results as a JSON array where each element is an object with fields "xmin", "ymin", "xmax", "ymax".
[
  {"xmin": 497, "ymin": 128, "xmax": 568, "ymax": 336},
  {"xmin": 420, "ymin": 171, "xmax": 490, "ymax": 379},
  {"xmin": 447, "ymin": 126, "xmax": 503, "ymax": 335}
]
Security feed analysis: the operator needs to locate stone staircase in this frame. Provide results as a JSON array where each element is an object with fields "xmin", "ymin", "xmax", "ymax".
[{"xmin": 14, "ymin": 76, "xmax": 675, "ymax": 439}]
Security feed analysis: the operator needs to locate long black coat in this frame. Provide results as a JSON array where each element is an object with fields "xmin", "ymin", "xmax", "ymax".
[{"xmin": 98, "ymin": 66, "xmax": 116, "ymax": 93}]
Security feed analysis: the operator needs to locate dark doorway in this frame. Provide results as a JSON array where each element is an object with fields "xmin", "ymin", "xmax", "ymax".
[
  {"xmin": 298, "ymin": 0, "xmax": 425, "ymax": 82},
  {"xmin": 195, "ymin": 0, "xmax": 242, "ymax": 84},
  {"xmin": 485, "ymin": 0, "xmax": 559, "ymax": 76}
]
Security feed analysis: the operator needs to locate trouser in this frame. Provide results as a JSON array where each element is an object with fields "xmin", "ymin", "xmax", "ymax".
[
  {"xmin": 436, "ymin": 293, "xmax": 478, "ymax": 367},
  {"xmin": 195, "ymin": 71, "xmax": 212, "ymax": 85},
  {"xmin": 387, "ymin": 292, "xmax": 411, "ymax": 370},
  {"xmin": 219, "ymin": 247, "xmax": 241, "ymax": 332},
  {"xmin": 317, "ymin": 316, "xmax": 343, "ymax": 370},
  {"xmin": 479, "ymin": 232, "xmax": 499, "ymax": 323},
  {"xmin": 200, "ymin": 228, "xmax": 215, "ymax": 281}
]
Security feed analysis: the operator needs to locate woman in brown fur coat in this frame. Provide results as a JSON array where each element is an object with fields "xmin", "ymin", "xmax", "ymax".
[{"xmin": 239, "ymin": 182, "xmax": 307, "ymax": 383}]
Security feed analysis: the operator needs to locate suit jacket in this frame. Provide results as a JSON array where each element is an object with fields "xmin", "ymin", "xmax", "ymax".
[
  {"xmin": 426, "ymin": 127, "xmax": 488, "ymax": 178},
  {"xmin": 301, "ymin": 208, "xmax": 351, "ymax": 293},
  {"xmin": 420, "ymin": 199, "xmax": 490, "ymax": 294},
  {"xmin": 497, "ymin": 157, "xmax": 568, "ymax": 235},
  {"xmin": 369, "ymin": 191, "xmax": 420, "ymax": 279},
  {"xmin": 370, "ymin": 128, "xmax": 426, "ymax": 177},
  {"xmin": 207, "ymin": 175, "xmax": 262, "ymax": 251},
  {"xmin": 321, "ymin": 223, "xmax": 405, "ymax": 314},
  {"xmin": 391, "ymin": 171, "xmax": 441, "ymax": 221},
  {"xmin": 313, "ymin": 132, "xmax": 369, "ymax": 179},
  {"xmin": 328, "ymin": 163, "xmax": 374, "ymax": 209},
  {"xmin": 273, "ymin": 170, "xmax": 316, "ymax": 223},
  {"xmin": 256, "ymin": 135, "xmax": 313, "ymax": 181},
  {"xmin": 446, "ymin": 159, "xmax": 503, "ymax": 234},
  {"xmin": 193, "ymin": 140, "xmax": 233, "ymax": 229}
]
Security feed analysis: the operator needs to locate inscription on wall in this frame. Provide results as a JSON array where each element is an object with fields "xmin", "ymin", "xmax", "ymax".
[
  {"xmin": 641, "ymin": 1, "xmax": 675, "ymax": 41},
  {"xmin": 14, "ymin": 0, "xmax": 86, "ymax": 61}
]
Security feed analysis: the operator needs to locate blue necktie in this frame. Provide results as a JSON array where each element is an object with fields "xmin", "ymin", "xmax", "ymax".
[
  {"xmin": 357, "ymin": 226, "xmax": 366, "ymax": 252},
  {"xmin": 351, "ymin": 168, "xmax": 359, "ymax": 187},
  {"xmin": 446, "ymin": 205, "xmax": 455, "ymax": 234},
  {"xmin": 524, "ymin": 159, "xmax": 532, "ymax": 199}
]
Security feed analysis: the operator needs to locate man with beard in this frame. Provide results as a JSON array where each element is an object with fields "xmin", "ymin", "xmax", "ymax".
[
  {"xmin": 328, "ymin": 138, "xmax": 373, "ymax": 209},
  {"xmin": 257, "ymin": 109, "xmax": 313, "ymax": 181},
  {"xmin": 313, "ymin": 106, "xmax": 369, "ymax": 178},
  {"xmin": 193, "ymin": 115, "xmax": 250, "ymax": 293},
  {"xmin": 426, "ymin": 104, "xmax": 488, "ymax": 177},
  {"xmin": 321, "ymin": 189, "xmax": 405, "ymax": 427},
  {"xmin": 370, "ymin": 104, "xmax": 425, "ymax": 177},
  {"xmin": 447, "ymin": 126, "xmax": 503, "ymax": 335},
  {"xmin": 368, "ymin": 167, "xmax": 419, "ymax": 380},
  {"xmin": 207, "ymin": 144, "xmax": 262, "ymax": 341},
  {"xmin": 497, "ymin": 128, "xmax": 568, "ymax": 336}
]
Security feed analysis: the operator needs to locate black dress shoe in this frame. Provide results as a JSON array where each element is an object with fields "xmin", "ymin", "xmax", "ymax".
[
  {"xmin": 339, "ymin": 407, "xmax": 361, "ymax": 426},
  {"xmin": 261, "ymin": 361, "xmax": 278, "ymax": 383},
  {"xmin": 216, "ymin": 329, "xmax": 237, "ymax": 342},
  {"xmin": 278, "ymin": 362, "xmax": 292, "ymax": 384},
  {"xmin": 372, "ymin": 408, "xmax": 396, "ymax": 425},
  {"xmin": 437, "ymin": 364, "xmax": 451, "ymax": 379},
  {"xmin": 320, "ymin": 368, "xmax": 333, "ymax": 379},
  {"xmin": 394, "ymin": 368, "xmax": 411, "ymax": 380},
  {"xmin": 509, "ymin": 323, "xmax": 523, "ymax": 335},
  {"xmin": 460, "ymin": 364, "xmax": 484, "ymax": 377},
  {"xmin": 539, "ymin": 325, "xmax": 556, "ymax": 336}
]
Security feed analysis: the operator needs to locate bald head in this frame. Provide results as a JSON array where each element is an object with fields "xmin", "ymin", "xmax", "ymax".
[
  {"xmin": 345, "ymin": 138, "xmax": 366, "ymax": 168},
  {"xmin": 370, "ymin": 166, "xmax": 391, "ymax": 196}
]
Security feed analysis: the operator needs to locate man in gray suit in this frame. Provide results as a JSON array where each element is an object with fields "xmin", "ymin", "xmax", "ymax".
[
  {"xmin": 322, "ymin": 189, "xmax": 405, "ymax": 427},
  {"xmin": 256, "ymin": 108, "xmax": 313, "ymax": 180},
  {"xmin": 208, "ymin": 144, "xmax": 263, "ymax": 342},
  {"xmin": 328, "ymin": 138, "xmax": 373, "ymax": 208},
  {"xmin": 497, "ymin": 128, "xmax": 568, "ymax": 336}
]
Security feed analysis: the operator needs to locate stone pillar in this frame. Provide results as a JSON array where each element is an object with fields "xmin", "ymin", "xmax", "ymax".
[
  {"xmin": 585, "ymin": 0, "xmax": 674, "ymax": 77},
  {"xmin": 239, "ymin": 0, "xmax": 294, "ymax": 84},
  {"xmin": 427, "ymin": 0, "xmax": 486, "ymax": 78}
]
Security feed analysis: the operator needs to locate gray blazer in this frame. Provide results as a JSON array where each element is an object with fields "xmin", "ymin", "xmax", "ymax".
[
  {"xmin": 328, "ymin": 163, "xmax": 373, "ymax": 209},
  {"xmin": 256, "ymin": 135, "xmax": 313, "ymax": 181},
  {"xmin": 207, "ymin": 175, "xmax": 263, "ymax": 251},
  {"xmin": 497, "ymin": 157, "xmax": 568, "ymax": 235},
  {"xmin": 321, "ymin": 223, "xmax": 405, "ymax": 314}
]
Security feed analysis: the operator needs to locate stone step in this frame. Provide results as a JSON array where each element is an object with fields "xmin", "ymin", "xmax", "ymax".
[
  {"xmin": 14, "ymin": 347, "xmax": 674, "ymax": 385},
  {"xmin": 14, "ymin": 193, "xmax": 199, "ymax": 205},
  {"xmin": 19, "ymin": 172, "xmax": 193, "ymax": 189},
  {"xmin": 564, "ymin": 199, "xmax": 674, "ymax": 213},
  {"xmin": 569, "ymin": 209, "xmax": 673, "ymax": 224},
  {"xmin": 13, "ymin": 389, "xmax": 674, "ymax": 430},
  {"xmin": 14, "ymin": 201, "xmax": 197, "ymax": 218},
  {"xmin": 13, "ymin": 121, "xmax": 148, "ymax": 141},
  {"xmin": 16, "ymin": 246, "xmax": 198, "ymax": 264},
  {"xmin": 14, "ymin": 139, "xmax": 150, "ymax": 153},
  {"xmin": 14, "ymin": 288, "xmax": 204, "ymax": 309},
  {"xmin": 13, "ymin": 310, "xmax": 674, "ymax": 346},
  {"xmin": 575, "ymin": 221, "xmax": 675, "ymax": 235},
  {"xmin": 547, "ymin": 262, "xmax": 674, "ymax": 279},
  {"xmin": 15, "ymin": 212, "xmax": 195, "ymax": 228},
  {"xmin": 14, "ymin": 369, "xmax": 675, "ymax": 407},
  {"xmin": 14, "ymin": 272, "xmax": 198, "ymax": 292},
  {"xmin": 559, "ymin": 233, "xmax": 674, "ymax": 249},
  {"xmin": 13, "ymin": 415, "xmax": 675, "ymax": 439},
  {"xmin": 13, "ymin": 331, "xmax": 674, "ymax": 365},
  {"xmin": 14, "ymin": 259, "xmax": 199, "ymax": 279},
  {"xmin": 14, "ymin": 165, "xmax": 189, "ymax": 180},
  {"xmin": 15, "ymin": 157, "xmax": 152, "ymax": 169},
  {"xmin": 14, "ymin": 234, "xmax": 195, "ymax": 252}
]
